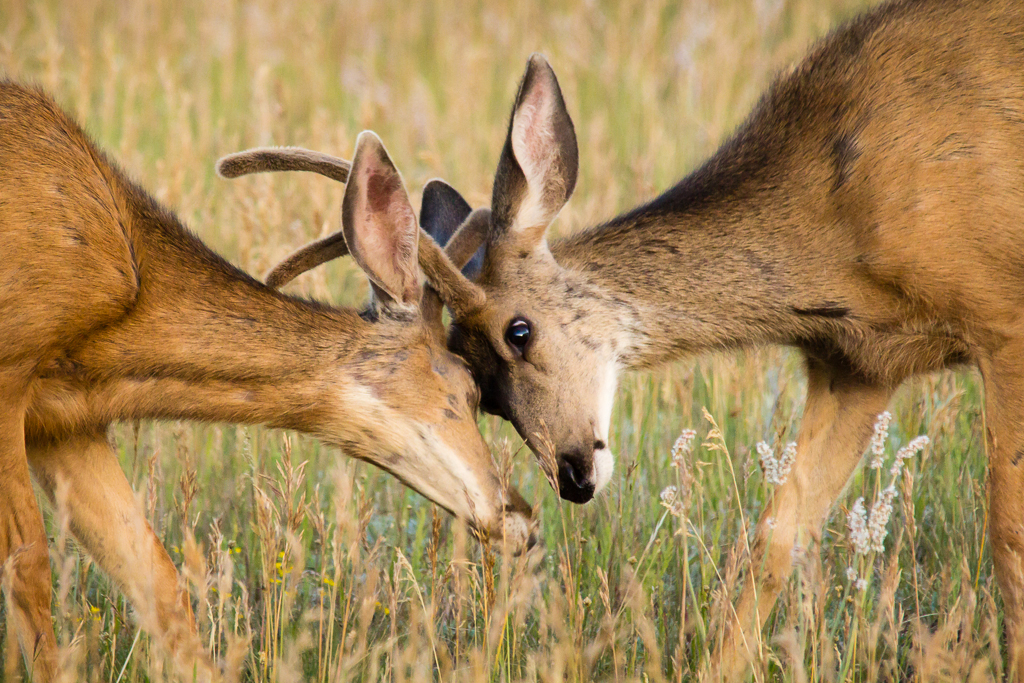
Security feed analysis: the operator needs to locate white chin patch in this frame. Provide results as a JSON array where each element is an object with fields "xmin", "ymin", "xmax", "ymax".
[
  {"xmin": 593, "ymin": 447, "xmax": 615, "ymax": 493},
  {"xmin": 591, "ymin": 359, "xmax": 619, "ymax": 494}
]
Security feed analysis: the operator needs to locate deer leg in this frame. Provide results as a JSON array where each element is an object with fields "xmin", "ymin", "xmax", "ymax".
[
  {"xmin": 0, "ymin": 373, "xmax": 58, "ymax": 682},
  {"xmin": 979, "ymin": 343, "xmax": 1024, "ymax": 681},
  {"xmin": 27, "ymin": 430, "xmax": 212, "ymax": 678},
  {"xmin": 711, "ymin": 356, "xmax": 893, "ymax": 681}
]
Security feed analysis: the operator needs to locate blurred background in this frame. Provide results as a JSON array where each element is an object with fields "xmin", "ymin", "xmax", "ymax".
[{"xmin": 1, "ymin": 1, "xmax": 994, "ymax": 680}]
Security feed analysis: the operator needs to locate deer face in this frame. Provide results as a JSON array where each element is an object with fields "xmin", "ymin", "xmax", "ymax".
[
  {"xmin": 447, "ymin": 245, "xmax": 619, "ymax": 504},
  {"xmin": 340, "ymin": 314, "xmax": 533, "ymax": 546},
  {"xmin": 421, "ymin": 56, "xmax": 620, "ymax": 504}
]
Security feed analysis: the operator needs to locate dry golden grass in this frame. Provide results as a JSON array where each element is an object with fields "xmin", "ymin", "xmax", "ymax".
[{"xmin": 0, "ymin": 0, "xmax": 1003, "ymax": 680}]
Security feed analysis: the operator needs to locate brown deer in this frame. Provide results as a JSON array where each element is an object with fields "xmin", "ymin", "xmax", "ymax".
[
  {"xmin": 247, "ymin": 0, "xmax": 1024, "ymax": 677},
  {"xmin": 0, "ymin": 81, "xmax": 533, "ymax": 681}
]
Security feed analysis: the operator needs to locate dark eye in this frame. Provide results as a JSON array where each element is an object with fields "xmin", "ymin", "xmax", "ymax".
[{"xmin": 505, "ymin": 317, "xmax": 531, "ymax": 353}]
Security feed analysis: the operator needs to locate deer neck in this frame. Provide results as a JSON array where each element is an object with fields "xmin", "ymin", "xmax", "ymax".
[
  {"xmin": 550, "ymin": 139, "xmax": 849, "ymax": 370},
  {"xmin": 34, "ymin": 207, "xmax": 370, "ymax": 437}
]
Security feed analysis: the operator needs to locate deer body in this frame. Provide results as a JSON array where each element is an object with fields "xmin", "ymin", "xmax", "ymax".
[
  {"xmin": 429, "ymin": 0, "xmax": 1024, "ymax": 677},
  {"xmin": 0, "ymin": 81, "xmax": 531, "ymax": 680},
  {"xmin": 178, "ymin": 1, "xmax": 1024, "ymax": 674}
]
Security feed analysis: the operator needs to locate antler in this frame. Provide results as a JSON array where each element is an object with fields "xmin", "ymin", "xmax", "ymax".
[
  {"xmin": 265, "ymin": 232, "xmax": 349, "ymax": 289},
  {"xmin": 417, "ymin": 232, "xmax": 485, "ymax": 319},
  {"xmin": 215, "ymin": 146, "xmax": 355, "ymax": 288},
  {"xmin": 218, "ymin": 144, "xmax": 486, "ymax": 316},
  {"xmin": 444, "ymin": 208, "xmax": 490, "ymax": 272},
  {"xmin": 216, "ymin": 146, "xmax": 351, "ymax": 182}
]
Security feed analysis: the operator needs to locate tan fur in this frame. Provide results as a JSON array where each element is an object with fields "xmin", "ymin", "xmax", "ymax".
[
  {"xmin": 0, "ymin": 82, "xmax": 532, "ymax": 680},
  {"xmin": 437, "ymin": 0, "xmax": 1024, "ymax": 678}
]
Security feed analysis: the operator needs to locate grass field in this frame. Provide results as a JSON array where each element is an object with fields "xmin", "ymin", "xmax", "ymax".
[{"xmin": 0, "ymin": 0, "xmax": 1003, "ymax": 680}]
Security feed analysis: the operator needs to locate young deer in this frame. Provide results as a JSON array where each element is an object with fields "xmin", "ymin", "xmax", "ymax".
[
  {"xmin": 257, "ymin": 0, "xmax": 1024, "ymax": 677},
  {"xmin": 0, "ymin": 81, "xmax": 532, "ymax": 680}
]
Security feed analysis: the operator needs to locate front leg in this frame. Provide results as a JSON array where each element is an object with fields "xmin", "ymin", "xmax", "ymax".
[
  {"xmin": 711, "ymin": 356, "xmax": 894, "ymax": 680},
  {"xmin": 27, "ymin": 430, "xmax": 212, "ymax": 679},
  {"xmin": 0, "ymin": 370, "xmax": 58, "ymax": 682}
]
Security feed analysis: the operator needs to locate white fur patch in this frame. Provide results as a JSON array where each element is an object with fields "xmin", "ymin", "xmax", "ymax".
[
  {"xmin": 592, "ymin": 360, "xmax": 620, "ymax": 493},
  {"xmin": 593, "ymin": 446, "xmax": 615, "ymax": 493}
]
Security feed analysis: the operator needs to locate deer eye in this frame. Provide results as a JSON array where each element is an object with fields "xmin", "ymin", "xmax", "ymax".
[{"xmin": 504, "ymin": 317, "xmax": 531, "ymax": 353}]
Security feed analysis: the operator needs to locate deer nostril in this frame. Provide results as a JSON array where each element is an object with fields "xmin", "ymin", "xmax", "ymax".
[
  {"xmin": 594, "ymin": 440, "xmax": 606, "ymax": 451},
  {"xmin": 557, "ymin": 457, "xmax": 595, "ymax": 504},
  {"xmin": 562, "ymin": 460, "xmax": 584, "ymax": 489}
]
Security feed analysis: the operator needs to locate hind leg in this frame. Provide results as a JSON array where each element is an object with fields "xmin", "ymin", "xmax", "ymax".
[
  {"xmin": 28, "ymin": 430, "xmax": 211, "ymax": 678},
  {"xmin": 980, "ymin": 341, "xmax": 1024, "ymax": 681}
]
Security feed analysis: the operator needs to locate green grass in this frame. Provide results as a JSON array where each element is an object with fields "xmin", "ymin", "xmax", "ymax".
[{"xmin": 0, "ymin": 0, "xmax": 1002, "ymax": 680}]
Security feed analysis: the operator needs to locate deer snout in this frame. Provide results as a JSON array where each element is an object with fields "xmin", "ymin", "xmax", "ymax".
[
  {"xmin": 556, "ymin": 448, "xmax": 598, "ymax": 503},
  {"xmin": 473, "ymin": 486, "xmax": 535, "ymax": 551},
  {"xmin": 496, "ymin": 487, "xmax": 537, "ymax": 551},
  {"xmin": 556, "ymin": 439, "xmax": 615, "ymax": 504}
]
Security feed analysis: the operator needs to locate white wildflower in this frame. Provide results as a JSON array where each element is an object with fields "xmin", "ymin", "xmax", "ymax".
[
  {"xmin": 659, "ymin": 485, "xmax": 685, "ymax": 517},
  {"xmin": 890, "ymin": 435, "xmax": 930, "ymax": 478},
  {"xmin": 847, "ymin": 497, "xmax": 870, "ymax": 555},
  {"xmin": 869, "ymin": 411, "xmax": 892, "ymax": 468},
  {"xmin": 867, "ymin": 485, "xmax": 898, "ymax": 553},
  {"xmin": 671, "ymin": 429, "xmax": 698, "ymax": 467},
  {"xmin": 660, "ymin": 485, "xmax": 678, "ymax": 506},
  {"xmin": 758, "ymin": 440, "xmax": 797, "ymax": 486},
  {"xmin": 848, "ymin": 428, "xmax": 928, "ymax": 557},
  {"xmin": 855, "ymin": 578, "xmax": 868, "ymax": 591},
  {"xmin": 780, "ymin": 442, "xmax": 796, "ymax": 476},
  {"xmin": 845, "ymin": 566, "xmax": 858, "ymax": 582}
]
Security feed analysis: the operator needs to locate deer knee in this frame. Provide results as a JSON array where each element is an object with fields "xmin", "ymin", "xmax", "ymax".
[
  {"xmin": 6, "ymin": 541, "xmax": 52, "ymax": 612},
  {"xmin": 749, "ymin": 528, "xmax": 797, "ymax": 593}
]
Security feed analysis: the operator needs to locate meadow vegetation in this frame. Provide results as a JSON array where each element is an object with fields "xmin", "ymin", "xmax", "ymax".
[{"xmin": 0, "ymin": 0, "xmax": 1000, "ymax": 679}]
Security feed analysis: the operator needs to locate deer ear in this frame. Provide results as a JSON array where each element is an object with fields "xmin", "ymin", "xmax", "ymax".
[
  {"xmin": 342, "ymin": 132, "xmax": 420, "ymax": 306},
  {"xmin": 490, "ymin": 53, "xmax": 578, "ymax": 250},
  {"xmin": 421, "ymin": 179, "xmax": 471, "ymax": 245},
  {"xmin": 420, "ymin": 179, "xmax": 486, "ymax": 280}
]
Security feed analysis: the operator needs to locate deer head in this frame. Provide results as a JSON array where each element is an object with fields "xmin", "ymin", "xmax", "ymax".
[
  {"xmin": 219, "ymin": 131, "xmax": 534, "ymax": 544},
  {"xmin": 429, "ymin": 55, "xmax": 617, "ymax": 505}
]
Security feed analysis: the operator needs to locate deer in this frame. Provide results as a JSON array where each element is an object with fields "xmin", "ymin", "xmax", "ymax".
[
  {"xmin": 0, "ymin": 80, "xmax": 534, "ymax": 681},
  {"xmin": 230, "ymin": 0, "xmax": 1024, "ymax": 677}
]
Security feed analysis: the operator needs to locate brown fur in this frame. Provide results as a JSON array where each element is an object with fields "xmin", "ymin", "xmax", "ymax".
[
  {"xmin": 216, "ymin": 146, "xmax": 351, "ymax": 183},
  {"xmin": 432, "ymin": 0, "xmax": 1024, "ymax": 678},
  {"xmin": 0, "ymin": 82, "xmax": 532, "ymax": 680}
]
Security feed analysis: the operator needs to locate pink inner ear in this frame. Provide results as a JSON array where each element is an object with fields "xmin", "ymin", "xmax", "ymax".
[
  {"xmin": 512, "ymin": 77, "xmax": 557, "ymax": 184},
  {"xmin": 367, "ymin": 166, "xmax": 403, "ymax": 214},
  {"xmin": 361, "ymin": 167, "xmax": 419, "ymax": 303}
]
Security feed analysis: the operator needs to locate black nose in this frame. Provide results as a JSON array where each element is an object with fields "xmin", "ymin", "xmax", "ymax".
[{"xmin": 557, "ymin": 456, "xmax": 595, "ymax": 504}]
